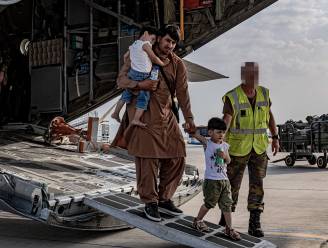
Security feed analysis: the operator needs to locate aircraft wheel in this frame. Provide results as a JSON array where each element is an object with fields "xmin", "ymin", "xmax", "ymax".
[{"xmin": 317, "ymin": 156, "xmax": 327, "ymax": 169}]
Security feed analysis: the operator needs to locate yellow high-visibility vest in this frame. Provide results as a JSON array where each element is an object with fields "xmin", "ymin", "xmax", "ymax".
[{"xmin": 223, "ymin": 85, "xmax": 270, "ymax": 156}]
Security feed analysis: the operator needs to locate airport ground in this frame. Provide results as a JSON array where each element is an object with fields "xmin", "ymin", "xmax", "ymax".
[{"xmin": 0, "ymin": 146, "xmax": 327, "ymax": 248}]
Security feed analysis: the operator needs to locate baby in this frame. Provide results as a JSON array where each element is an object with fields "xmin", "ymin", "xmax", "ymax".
[{"xmin": 111, "ymin": 26, "xmax": 168, "ymax": 127}]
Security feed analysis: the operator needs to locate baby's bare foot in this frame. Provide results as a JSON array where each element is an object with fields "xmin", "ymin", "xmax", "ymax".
[
  {"xmin": 131, "ymin": 120, "xmax": 147, "ymax": 127},
  {"xmin": 111, "ymin": 112, "xmax": 121, "ymax": 123}
]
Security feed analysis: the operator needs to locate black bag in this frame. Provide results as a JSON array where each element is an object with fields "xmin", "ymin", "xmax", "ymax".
[
  {"xmin": 160, "ymin": 67, "xmax": 180, "ymax": 123},
  {"xmin": 171, "ymin": 97, "xmax": 180, "ymax": 123}
]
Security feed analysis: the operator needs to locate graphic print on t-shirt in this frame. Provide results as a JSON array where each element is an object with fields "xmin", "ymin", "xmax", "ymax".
[
  {"xmin": 210, "ymin": 148, "xmax": 224, "ymax": 173},
  {"xmin": 204, "ymin": 140, "xmax": 229, "ymax": 180}
]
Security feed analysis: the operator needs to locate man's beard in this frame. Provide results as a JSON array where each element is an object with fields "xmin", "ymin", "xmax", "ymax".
[
  {"xmin": 159, "ymin": 45, "xmax": 172, "ymax": 55},
  {"xmin": 162, "ymin": 48, "xmax": 171, "ymax": 55}
]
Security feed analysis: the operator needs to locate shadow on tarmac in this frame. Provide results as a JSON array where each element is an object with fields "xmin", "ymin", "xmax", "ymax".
[
  {"xmin": 266, "ymin": 235, "xmax": 327, "ymax": 248},
  {"xmin": 0, "ymin": 217, "xmax": 123, "ymax": 242},
  {"xmin": 267, "ymin": 164, "xmax": 327, "ymax": 175},
  {"xmin": 320, "ymin": 240, "xmax": 328, "ymax": 248},
  {"xmin": 0, "ymin": 217, "xmax": 188, "ymax": 248}
]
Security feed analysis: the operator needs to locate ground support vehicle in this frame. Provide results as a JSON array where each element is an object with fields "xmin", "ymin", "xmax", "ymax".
[{"xmin": 274, "ymin": 121, "xmax": 328, "ymax": 168}]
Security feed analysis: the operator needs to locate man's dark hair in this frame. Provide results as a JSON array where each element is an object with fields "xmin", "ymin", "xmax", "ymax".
[
  {"xmin": 208, "ymin": 117, "xmax": 227, "ymax": 131},
  {"xmin": 158, "ymin": 25, "xmax": 180, "ymax": 42},
  {"xmin": 139, "ymin": 26, "xmax": 158, "ymax": 38}
]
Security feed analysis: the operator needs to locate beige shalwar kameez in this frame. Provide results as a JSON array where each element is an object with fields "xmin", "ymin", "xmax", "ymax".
[{"xmin": 112, "ymin": 51, "xmax": 193, "ymax": 203}]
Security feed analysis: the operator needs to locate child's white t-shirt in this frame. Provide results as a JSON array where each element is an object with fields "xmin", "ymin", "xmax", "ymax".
[
  {"xmin": 129, "ymin": 40, "xmax": 152, "ymax": 73},
  {"xmin": 204, "ymin": 140, "xmax": 229, "ymax": 180}
]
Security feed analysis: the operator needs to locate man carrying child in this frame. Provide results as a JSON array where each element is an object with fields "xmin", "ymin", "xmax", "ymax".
[{"xmin": 112, "ymin": 25, "xmax": 196, "ymax": 221}]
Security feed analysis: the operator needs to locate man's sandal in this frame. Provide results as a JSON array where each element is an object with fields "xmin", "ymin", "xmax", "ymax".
[{"xmin": 224, "ymin": 226, "xmax": 241, "ymax": 241}]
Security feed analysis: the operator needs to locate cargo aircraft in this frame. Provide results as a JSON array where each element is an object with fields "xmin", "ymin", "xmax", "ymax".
[{"xmin": 0, "ymin": 1, "xmax": 278, "ymax": 247}]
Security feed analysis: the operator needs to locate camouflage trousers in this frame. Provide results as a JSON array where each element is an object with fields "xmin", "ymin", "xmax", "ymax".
[{"xmin": 227, "ymin": 150, "xmax": 268, "ymax": 212}]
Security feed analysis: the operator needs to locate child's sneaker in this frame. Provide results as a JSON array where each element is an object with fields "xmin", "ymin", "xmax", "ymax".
[
  {"xmin": 192, "ymin": 218, "xmax": 210, "ymax": 232},
  {"xmin": 224, "ymin": 226, "xmax": 241, "ymax": 240}
]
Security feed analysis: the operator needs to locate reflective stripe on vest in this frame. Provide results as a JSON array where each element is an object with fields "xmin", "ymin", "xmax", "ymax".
[
  {"xmin": 232, "ymin": 87, "xmax": 269, "ymax": 129},
  {"xmin": 256, "ymin": 101, "xmax": 268, "ymax": 107},
  {"xmin": 229, "ymin": 128, "xmax": 267, "ymax": 134},
  {"xmin": 231, "ymin": 90, "xmax": 240, "ymax": 129},
  {"xmin": 237, "ymin": 103, "xmax": 251, "ymax": 109},
  {"xmin": 223, "ymin": 85, "xmax": 270, "ymax": 156},
  {"xmin": 261, "ymin": 86, "xmax": 268, "ymax": 102}
]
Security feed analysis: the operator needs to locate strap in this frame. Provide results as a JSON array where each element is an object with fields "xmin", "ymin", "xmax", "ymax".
[
  {"xmin": 159, "ymin": 66, "xmax": 175, "ymax": 97},
  {"xmin": 159, "ymin": 67, "xmax": 180, "ymax": 122}
]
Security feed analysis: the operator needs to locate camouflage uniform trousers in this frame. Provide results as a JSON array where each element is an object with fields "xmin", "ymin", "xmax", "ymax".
[{"xmin": 227, "ymin": 150, "xmax": 268, "ymax": 212}]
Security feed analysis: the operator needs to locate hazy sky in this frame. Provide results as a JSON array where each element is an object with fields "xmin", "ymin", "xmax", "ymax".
[
  {"xmin": 186, "ymin": 0, "xmax": 328, "ymax": 125},
  {"xmin": 98, "ymin": 0, "xmax": 328, "ymax": 132}
]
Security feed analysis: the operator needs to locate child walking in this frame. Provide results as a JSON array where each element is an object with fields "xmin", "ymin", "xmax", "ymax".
[
  {"xmin": 111, "ymin": 26, "xmax": 168, "ymax": 127},
  {"xmin": 189, "ymin": 117, "xmax": 241, "ymax": 240}
]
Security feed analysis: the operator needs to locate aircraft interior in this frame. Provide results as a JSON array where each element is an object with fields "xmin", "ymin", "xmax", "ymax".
[{"xmin": 0, "ymin": 0, "xmax": 277, "ymax": 126}]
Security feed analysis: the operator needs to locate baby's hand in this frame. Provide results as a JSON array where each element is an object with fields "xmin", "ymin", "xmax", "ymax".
[{"xmin": 163, "ymin": 58, "xmax": 170, "ymax": 66}]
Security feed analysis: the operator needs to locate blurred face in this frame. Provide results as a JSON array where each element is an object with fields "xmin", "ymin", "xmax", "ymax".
[
  {"xmin": 208, "ymin": 129, "xmax": 226, "ymax": 143},
  {"xmin": 143, "ymin": 31, "xmax": 157, "ymax": 45},
  {"xmin": 157, "ymin": 34, "xmax": 177, "ymax": 55},
  {"xmin": 241, "ymin": 63, "xmax": 259, "ymax": 87}
]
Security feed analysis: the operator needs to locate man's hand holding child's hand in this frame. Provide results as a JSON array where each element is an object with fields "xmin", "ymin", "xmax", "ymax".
[{"xmin": 182, "ymin": 121, "xmax": 196, "ymax": 134}]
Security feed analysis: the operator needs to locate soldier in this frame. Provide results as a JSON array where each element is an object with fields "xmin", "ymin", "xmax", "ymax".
[{"xmin": 221, "ymin": 62, "xmax": 279, "ymax": 237}]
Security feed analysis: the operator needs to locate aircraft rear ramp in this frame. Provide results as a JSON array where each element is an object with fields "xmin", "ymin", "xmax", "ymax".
[{"xmin": 84, "ymin": 192, "xmax": 277, "ymax": 248}]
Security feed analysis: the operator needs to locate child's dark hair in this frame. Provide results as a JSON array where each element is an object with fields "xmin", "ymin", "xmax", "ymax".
[
  {"xmin": 139, "ymin": 26, "xmax": 158, "ymax": 38},
  {"xmin": 158, "ymin": 24, "xmax": 180, "ymax": 43},
  {"xmin": 208, "ymin": 117, "xmax": 227, "ymax": 131}
]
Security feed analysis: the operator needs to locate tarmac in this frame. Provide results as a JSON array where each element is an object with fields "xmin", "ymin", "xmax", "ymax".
[{"xmin": 0, "ymin": 146, "xmax": 327, "ymax": 248}]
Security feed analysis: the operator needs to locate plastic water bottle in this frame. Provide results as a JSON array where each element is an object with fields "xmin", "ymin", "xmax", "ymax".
[
  {"xmin": 149, "ymin": 65, "xmax": 159, "ymax": 80},
  {"xmin": 216, "ymin": 147, "xmax": 225, "ymax": 165}
]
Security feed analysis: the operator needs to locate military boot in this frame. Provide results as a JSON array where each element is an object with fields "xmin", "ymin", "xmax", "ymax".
[{"xmin": 248, "ymin": 210, "xmax": 264, "ymax": 237}]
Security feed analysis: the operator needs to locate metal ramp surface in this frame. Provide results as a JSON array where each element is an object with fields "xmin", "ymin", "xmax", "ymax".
[{"xmin": 84, "ymin": 193, "xmax": 277, "ymax": 248}]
